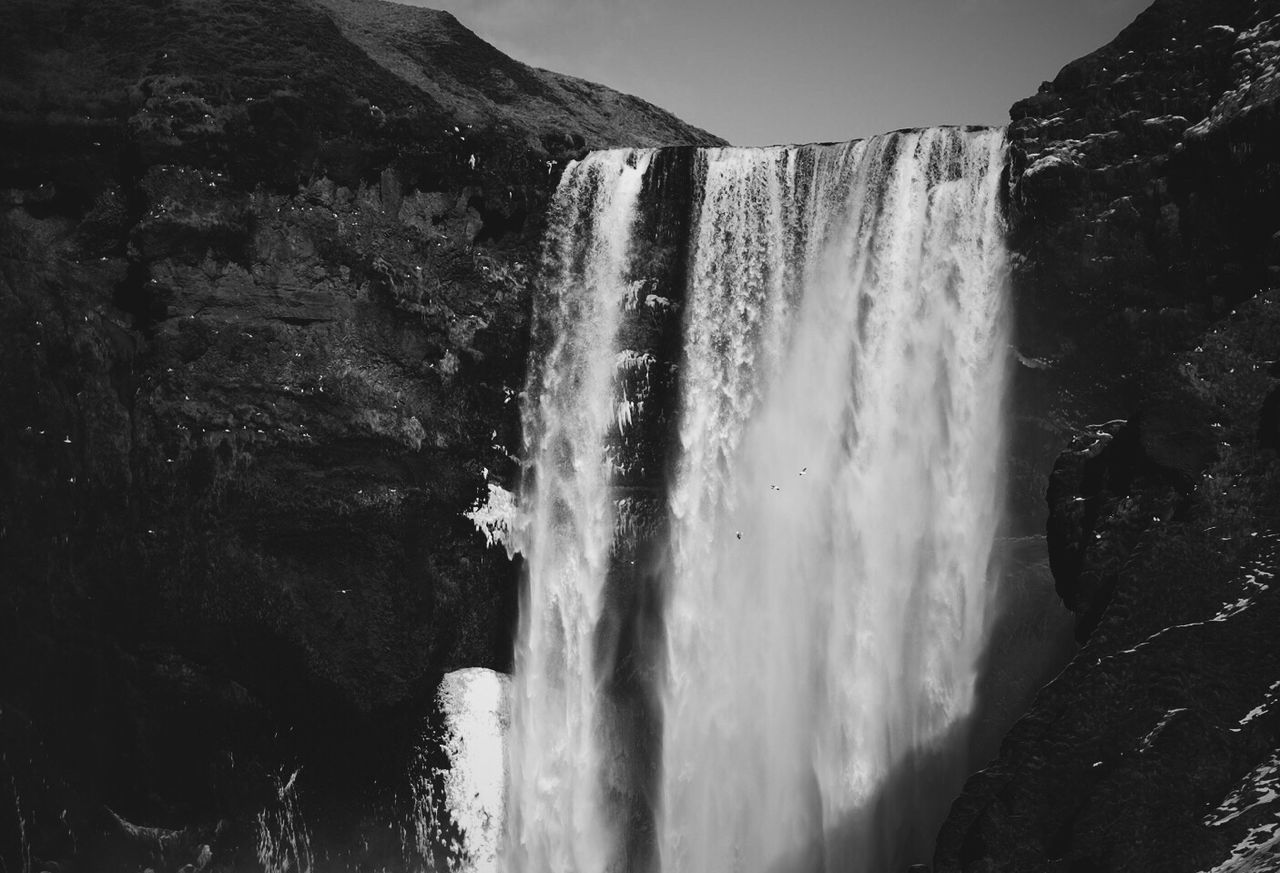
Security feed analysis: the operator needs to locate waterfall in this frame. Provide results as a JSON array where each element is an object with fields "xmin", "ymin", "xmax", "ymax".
[
  {"xmin": 507, "ymin": 149, "xmax": 656, "ymax": 873},
  {"xmin": 508, "ymin": 128, "xmax": 1009, "ymax": 873},
  {"xmin": 660, "ymin": 129, "xmax": 1008, "ymax": 873}
]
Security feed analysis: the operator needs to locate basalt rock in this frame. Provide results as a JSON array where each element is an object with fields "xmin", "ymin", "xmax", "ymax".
[
  {"xmin": 938, "ymin": 1, "xmax": 1280, "ymax": 871},
  {"xmin": 1045, "ymin": 387, "xmax": 1219, "ymax": 640},
  {"xmin": 1002, "ymin": 0, "xmax": 1280, "ymax": 531},
  {"xmin": 0, "ymin": 0, "xmax": 720, "ymax": 869}
]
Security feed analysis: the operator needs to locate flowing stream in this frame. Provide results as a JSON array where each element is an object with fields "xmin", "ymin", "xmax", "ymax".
[{"xmin": 508, "ymin": 128, "xmax": 1010, "ymax": 873}]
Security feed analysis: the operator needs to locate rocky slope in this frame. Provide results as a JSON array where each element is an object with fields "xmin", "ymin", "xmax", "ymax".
[
  {"xmin": 0, "ymin": 1, "xmax": 719, "ymax": 870},
  {"xmin": 937, "ymin": 1, "xmax": 1280, "ymax": 870}
]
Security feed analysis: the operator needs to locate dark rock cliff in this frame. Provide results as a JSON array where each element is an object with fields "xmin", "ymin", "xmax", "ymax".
[
  {"xmin": 0, "ymin": 1, "xmax": 720, "ymax": 870},
  {"xmin": 937, "ymin": 1, "xmax": 1280, "ymax": 871},
  {"xmin": 7, "ymin": 0, "xmax": 1280, "ymax": 869}
]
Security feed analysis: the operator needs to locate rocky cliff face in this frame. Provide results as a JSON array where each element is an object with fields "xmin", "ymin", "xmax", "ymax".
[
  {"xmin": 937, "ymin": 1, "xmax": 1280, "ymax": 871},
  {"xmin": 0, "ymin": 1, "xmax": 720, "ymax": 870},
  {"xmin": 7, "ymin": 0, "xmax": 1280, "ymax": 870}
]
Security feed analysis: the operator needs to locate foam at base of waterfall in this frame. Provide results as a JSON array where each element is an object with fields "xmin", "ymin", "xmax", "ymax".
[{"xmin": 438, "ymin": 669, "xmax": 511, "ymax": 873}]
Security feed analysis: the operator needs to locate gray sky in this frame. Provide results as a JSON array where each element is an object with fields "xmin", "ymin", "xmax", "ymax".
[{"xmin": 395, "ymin": 0, "xmax": 1151, "ymax": 145}]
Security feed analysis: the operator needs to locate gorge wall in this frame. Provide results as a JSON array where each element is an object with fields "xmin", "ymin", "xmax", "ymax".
[
  {"xmin": 0, "ymin": 1, "xmax": 719, "ymax": 870},
  {"xmin": 937, "ymin": 0, "xmax": 1280, "ymax": 871},
  {"xmin": 2, "ymin": 0, "xmax": 1279, "ymax": 871}
]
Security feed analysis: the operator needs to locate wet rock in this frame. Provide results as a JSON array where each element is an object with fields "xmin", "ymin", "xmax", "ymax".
[
  {"xmin": 1046, "ymin": 388, "xmax": 1219, "ymax": 639},
  {"xmin": 1002, "ymin": 0, "xmax": 1280, "ymax": 536},
  {"xmin": 937, "ymin": 1, "xmax": 1280, "ymax": 870}
]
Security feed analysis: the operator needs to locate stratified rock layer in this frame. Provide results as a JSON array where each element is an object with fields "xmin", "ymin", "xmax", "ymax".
[{"xmin": 937, "ymin": 1, "xmax": 1280, "ymax": 871}]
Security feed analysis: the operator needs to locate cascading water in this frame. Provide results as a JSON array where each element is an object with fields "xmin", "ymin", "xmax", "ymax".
[
  {"xmin": 660, "ymin": 129, "xmax": 1008, "ymax": 873},
  {"xmin": 507, "ymin": 127, "xmax": 1009, "ymax": 873},
  {"xmin": 507, "ymin": 149, "xmax": 656, "ymax": 873}
]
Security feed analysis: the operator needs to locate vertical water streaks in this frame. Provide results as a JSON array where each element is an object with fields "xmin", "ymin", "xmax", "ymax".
[
  {"xmin": 506, "ymin": 149, "xmax": 654, "ymax": 873},
  {"xmin": 509, "ymin": 127, "xmax": 1009, "ymax": 873},
  {"xmin": 257, "ymin": 769, "xmax": 313, "ymax": 873},
  {"xmin": 659, "ymin": 128, "xmax": 1009, "ymax": 873}
]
